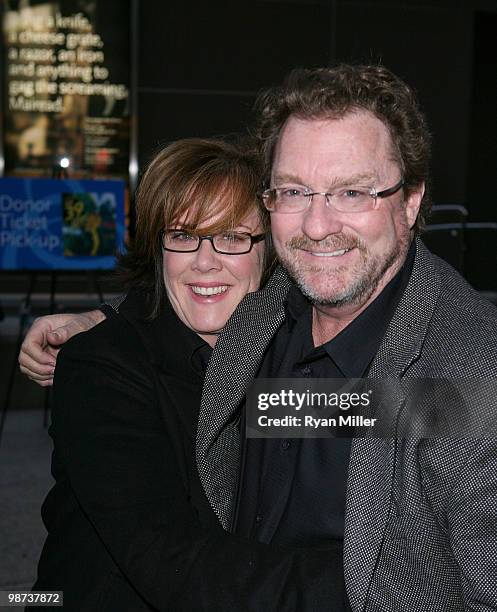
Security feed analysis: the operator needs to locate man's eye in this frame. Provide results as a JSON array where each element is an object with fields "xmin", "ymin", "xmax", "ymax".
[
  {"xmin": 280, "ymin": 187, "xmax": 306, "ymax": 198},
  {"xmin": 341, "ymin": 188, "xmax": 369, "ymax": 199}
]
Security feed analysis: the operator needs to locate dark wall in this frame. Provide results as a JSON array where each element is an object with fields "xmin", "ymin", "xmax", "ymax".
[
  {"xmin": 467, "ymin": 9, "xmax": 497, "ymax": 222},
  {"xmin": 137, "ymin": 1, "xmax": 333, "ymax": 162},
  {"xmin": 334, "ymin": 0, "xmax": 473, "ymax": 210},
  {"xmin": 136, "ymin": 0, "xmax": 496, "ymax": 220}
]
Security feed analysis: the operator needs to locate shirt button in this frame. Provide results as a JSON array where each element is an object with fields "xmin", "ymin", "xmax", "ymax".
[
  {"xmin": 255, "ymin": 514, "xmax": 263, "ymax": 524},
  {"xmin": 281, "ymin": 440, "xmax": 291, "ymax": 450}
]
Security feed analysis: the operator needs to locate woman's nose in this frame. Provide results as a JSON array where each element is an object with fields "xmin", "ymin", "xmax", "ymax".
[{"xmin": 191, "ymin": 238, "xmax": 223, "ymax": 271}]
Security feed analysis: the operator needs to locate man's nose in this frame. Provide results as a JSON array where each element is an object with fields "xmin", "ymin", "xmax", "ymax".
[
  {"xmin": 191, "ymin": 238, "xmax": 223, "ymax": 271},
  {"xmin": 301, "ymin": 194, "xmax": 344, "ymax": 240}
]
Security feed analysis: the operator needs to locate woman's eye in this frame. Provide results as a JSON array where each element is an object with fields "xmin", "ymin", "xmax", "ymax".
[
  {"xmin": 171, "ymin": 231, "xmax": 196, "ymax": 241},
  {"xmin": 220, "ymin": 233, "xmax": 243, "ymax": 242}
]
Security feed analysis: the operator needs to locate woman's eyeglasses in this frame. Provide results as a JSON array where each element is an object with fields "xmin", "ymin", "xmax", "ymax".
[{"xmin": 161, "ymin": 230, "xmax": 265, "ymax": 254}]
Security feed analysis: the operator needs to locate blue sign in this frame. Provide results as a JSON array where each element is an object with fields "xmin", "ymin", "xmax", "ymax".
[{"xmin": 0, "ymin": 177, "xmax": 126, "ymax": 270}]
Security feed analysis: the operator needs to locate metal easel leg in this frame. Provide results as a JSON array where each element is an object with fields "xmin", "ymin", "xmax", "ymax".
[
  {"xmin": 43, "ymin": 271, "xmax": 57, "ymax": 428},
  {"xmin": 0, "ymin": 272, "xmax": 37, "ymax": 448},
  {"xmin": 91, "ymin": 270, "xmax": 104, "ymax": 304}
]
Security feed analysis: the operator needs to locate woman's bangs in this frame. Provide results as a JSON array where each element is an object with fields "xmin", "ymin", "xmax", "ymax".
[{"xmin": 166, "ymin": 170, "xmax": 259, "ymax": 235}]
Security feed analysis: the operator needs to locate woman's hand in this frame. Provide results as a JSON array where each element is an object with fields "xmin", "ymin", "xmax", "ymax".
[{"xmin": 18, "ymin": 310, "xmax": 106, "ymax": 386}]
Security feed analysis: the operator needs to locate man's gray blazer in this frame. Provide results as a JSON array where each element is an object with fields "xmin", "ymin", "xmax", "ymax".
[{"xmin": 197, "ymin": 239, "xmax": 497, "ymax": 611}]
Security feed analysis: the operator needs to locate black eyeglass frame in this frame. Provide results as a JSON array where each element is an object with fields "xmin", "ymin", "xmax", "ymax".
[{"xmin": 161, "ymin": 230, "xmax": 266, "ymax": 254}]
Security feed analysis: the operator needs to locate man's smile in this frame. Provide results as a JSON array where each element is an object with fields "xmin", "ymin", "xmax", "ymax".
[{"xmin": 303, "ymin": 248, "xmax": 352, "ymax": 258}]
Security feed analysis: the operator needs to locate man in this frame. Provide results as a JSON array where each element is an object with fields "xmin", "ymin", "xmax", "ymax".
[{"xmin": 21, "ymin": 65, "xmax": 497, "ymax": 610}]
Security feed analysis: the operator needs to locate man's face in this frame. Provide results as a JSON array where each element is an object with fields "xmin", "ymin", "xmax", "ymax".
[{"xmin": 269, "ymin": 111, "xmax": 423, "ymax": 309}]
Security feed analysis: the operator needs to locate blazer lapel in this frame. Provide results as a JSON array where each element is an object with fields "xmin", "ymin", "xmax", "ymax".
[
  {"xmin": 197, "ymin": 267, "xmax": 292, "ymax": 529},
  {"xmin": 344, "ymin": 239, "xmax": 441, "ymax": 611}
]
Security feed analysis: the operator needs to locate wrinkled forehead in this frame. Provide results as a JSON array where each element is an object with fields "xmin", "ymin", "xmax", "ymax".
[{"xmin": 272, "ymin": 111, "xmax": 400, "ymax": 180}]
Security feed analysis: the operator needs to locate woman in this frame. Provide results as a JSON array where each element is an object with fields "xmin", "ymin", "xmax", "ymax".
[{"xmin": 31, "ymin": 138, "xmax": 335, "ymax": 611}]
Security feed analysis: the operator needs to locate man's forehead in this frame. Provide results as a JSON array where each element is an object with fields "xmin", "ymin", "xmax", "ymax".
[
  {"xmin": 276, "ymin": 111, "xmax": 389, "ymax": 146},
  {"xmin": 271, "ymin": 112, "xmax": 397, "ymax": 179},
  {"xmin": 272, "ymin": 170, "xmax": 378, "ymax": 187}
]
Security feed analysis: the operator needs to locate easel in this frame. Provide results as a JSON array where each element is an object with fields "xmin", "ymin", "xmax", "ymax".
[
  {"xmin": 0, "ymin": 163, "xmax": 115, "ymax": 447},
  {"xmin": 0, "ymin": 269, "xmax": 104, "ymax": 448}
]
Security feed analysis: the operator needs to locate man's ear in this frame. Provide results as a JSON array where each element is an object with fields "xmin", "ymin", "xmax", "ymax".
[{"xmin": 405, "ymin": 182, "xmax": 425, "ymax": 229}]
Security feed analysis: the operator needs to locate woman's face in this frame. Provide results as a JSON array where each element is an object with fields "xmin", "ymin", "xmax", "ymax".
[{"xmin": 163, "ymin": 208, "xmax": 265, "ymax": 346}]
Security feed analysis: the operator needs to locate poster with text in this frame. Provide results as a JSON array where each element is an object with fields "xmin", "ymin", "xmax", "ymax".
[
  {"xmin": 0, "ymin": 176, "xmax": 126, "ymax": 269},
  {"xmin": 2, "ymin": 0, "xmax": 130, "ymax": 179}
]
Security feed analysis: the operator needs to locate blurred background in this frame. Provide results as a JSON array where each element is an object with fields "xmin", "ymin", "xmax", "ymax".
[{"xmin": 1, "ymin": 0, "xmax": 496, "ymax": 596}]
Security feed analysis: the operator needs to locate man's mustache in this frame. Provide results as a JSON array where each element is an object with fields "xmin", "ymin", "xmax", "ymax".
[{"xmin": 286, "ymin": 234, "xmax": 363, "ymax": 252}]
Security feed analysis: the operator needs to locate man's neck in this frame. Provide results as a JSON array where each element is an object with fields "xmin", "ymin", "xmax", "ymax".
[
  {"xmin": 311, "ymin": 251, "xmax": 410, "ymax": 347},
  {"xmin": 312, "ymin": 306, "xmax": 361, "ymax": 346}
]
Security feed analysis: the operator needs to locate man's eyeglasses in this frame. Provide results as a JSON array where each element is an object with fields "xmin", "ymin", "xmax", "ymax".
[
  {"xmin": 161, "ymin": 230, "xmax": 265, "ymax": 254},
  {"xmin": 261, "ymin": 178, "xmax": 405, "ymax": 214}
]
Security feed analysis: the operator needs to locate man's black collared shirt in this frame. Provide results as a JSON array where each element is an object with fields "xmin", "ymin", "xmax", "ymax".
[{"xmin": 235, "ymin": 243, "xmax": 416, "ymax": 608}]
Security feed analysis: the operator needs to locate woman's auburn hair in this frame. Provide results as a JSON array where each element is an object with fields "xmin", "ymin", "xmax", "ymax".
[{"xmin": 117, "ymin": 137, "xmax": 274, "ymax": 318}]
